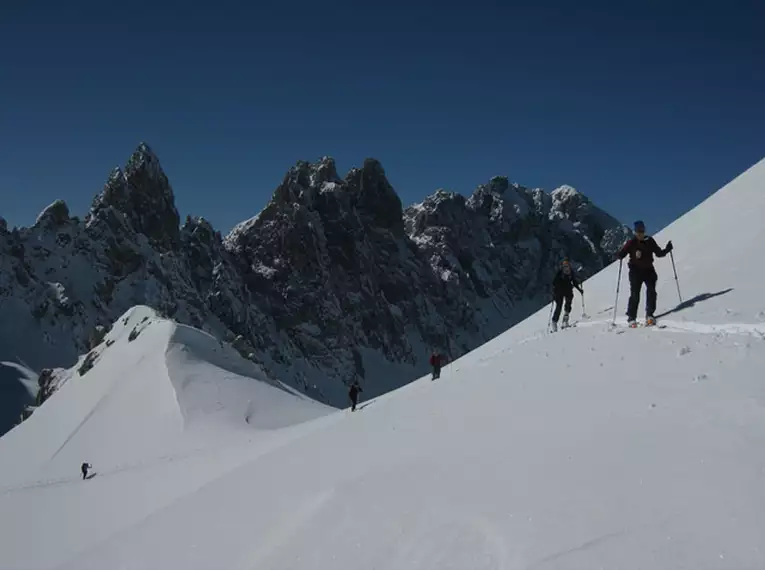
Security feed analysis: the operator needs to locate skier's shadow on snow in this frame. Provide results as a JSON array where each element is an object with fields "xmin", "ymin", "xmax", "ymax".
[
  {"xmin": 655, "ymin": 288, "xmax": 734, "ymax": 319},
  {"xmin": 84, "ymin": 472, "xmax": 98, "ymax": 480},
  {"xmin": 357, "ymin": 402, "xmax": 375, "ymax": 411}
]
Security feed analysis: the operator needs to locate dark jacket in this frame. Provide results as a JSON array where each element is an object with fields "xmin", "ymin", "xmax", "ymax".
[
  {"xmin": 552, "ymin": 269, "xmax": 582, "ymax": 296},
  {"xmin": 617, "ymin": 236, "xmax": 669, "ymax": 270},
  {"xmin": 349, "ymin": 382, "xmax": 362, "ymax": 399}
]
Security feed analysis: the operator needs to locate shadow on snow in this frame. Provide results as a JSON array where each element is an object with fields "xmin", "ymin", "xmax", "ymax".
[{"xmin": 655, "ymin": 288, "xmax": 734, "ymax": 319}]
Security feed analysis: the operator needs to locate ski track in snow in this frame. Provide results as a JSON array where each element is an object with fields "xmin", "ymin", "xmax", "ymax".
[{"xmin": 518, "ymin": 317, "xmax": 765, "ymax": 341}]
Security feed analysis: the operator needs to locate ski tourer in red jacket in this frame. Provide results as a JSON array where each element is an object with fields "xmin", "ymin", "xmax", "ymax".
[{"xmin": 429, "ymin": 352, "xmax": 445, "ymax": 380}]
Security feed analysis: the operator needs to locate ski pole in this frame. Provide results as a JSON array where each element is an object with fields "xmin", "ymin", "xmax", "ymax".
[
  {"xmin": 669, "ymin": 250, "xmax": 682, "ymax": 303},
  {"xmin": 612, "ymin": 259, "xmax": 623, "ymax": 325},
  {"xmin": 580, "ymin": 290, "xmax": 587, "ymax": 319},
  {"xmin": 547, "ymin": 299, "xmax": 554, "ymax": 333}
]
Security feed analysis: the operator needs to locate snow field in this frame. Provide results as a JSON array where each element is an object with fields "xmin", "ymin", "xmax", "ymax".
[{"xmin": 0, "ymin": 158, "xmax": 764, "ymax": 569}]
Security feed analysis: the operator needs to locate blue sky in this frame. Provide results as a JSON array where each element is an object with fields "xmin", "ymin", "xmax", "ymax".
[{"xmin": 1, "ymin": 0, "xmax": 763, "ymax": 234}]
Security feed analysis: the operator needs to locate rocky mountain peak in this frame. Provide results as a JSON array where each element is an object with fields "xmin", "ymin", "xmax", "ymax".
[
  {"xmin": 487, "ymin": 175, "xmax": 511, "ymax": 194},
  {"xmin": 312, "ymin": 156, "xmax": 340, "ymax": 186},
  {"xmin": 89, "ymin": 144, "xmax": 180, "ymax": 249},
  {"xmin": 271, "ymin": 159, "xmax": 337, "ymax": 208},
  {"xmin": 345, "ymin": 158, "xmax": 404, "ymax": 236},
  {"xmin": 404, "ymin": 190, "xmax": 468, "ymax": 239},
  {"xmin": 182, "ymin": 215, "xmax": 219, "ymax": 246},
  {"xmin": 0, "ymin": 217, "xmax": 7, "ymax": 233},
  {"xmin": 34, "ymin": 200, "xmax": 71, "ymax": 229}
]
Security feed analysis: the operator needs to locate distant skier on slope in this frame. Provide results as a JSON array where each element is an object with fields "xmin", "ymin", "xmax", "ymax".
[
  {"xmin": 551, "ymin": 259, "xmax": 583, "ymax": 332},
  {"xmin": 81, "ymin": 462, "xmax": 92, "ymax": 480},
  {"xmin": 349, "ymin": 379, "xmax": 363, "ymax": 412},
  {"xmin": 615, "ymin": 220, "xmax": 673, "ymax": 327},
  {"xmin": 429, "ymin": 350, "xmax": 446, "ymax": 380}
]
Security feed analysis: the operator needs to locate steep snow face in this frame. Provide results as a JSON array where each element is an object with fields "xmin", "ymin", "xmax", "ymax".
[
  {"xmin": 0, "ymin": 306, "xmax": 333, "ymax": 569},
  {"xmin": 0, "ymin": 145, "xmax": 625, "ymax": 434},
  {"xmin": 0, "ymin": 306, "xmax": 332, "ymax": 486},
  {"xmin": 0, "ymin": 158, "xmax": 764, "ymax": 569}
]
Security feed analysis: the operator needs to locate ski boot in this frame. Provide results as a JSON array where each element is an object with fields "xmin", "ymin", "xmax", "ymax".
[
  {"xmin": 561, "ymin": 313, "xmax": 570, "ymax": 329},
  {"xmin": 628, "ymin": 319, "xmax": 638, "ymax": 328},
  {"xmin": 645, "ymin": 316, "xmax": 656, "ymax": 327},
  {"xmin": 550, "ymin": 321, "xmax": 558, "ymax": 333}
]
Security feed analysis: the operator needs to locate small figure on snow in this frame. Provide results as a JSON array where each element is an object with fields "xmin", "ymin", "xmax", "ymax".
[
  {"xmin": 429, "ymin": 350, "xmax": 446, "ymax": 380},
  {"xmin": 349, "ymin": 379, "xmax": 363, "ymax": 412},
  {"xmin": 81, "ymin": 462, "xmax": 92, "ymax": 480},
  {"xmin": 615, "ymin": 220, "xmax": 673, "ymax": 327},
  {"xmin": 551, "ymin": 259, "xmax": 583, "ymax": 332}
]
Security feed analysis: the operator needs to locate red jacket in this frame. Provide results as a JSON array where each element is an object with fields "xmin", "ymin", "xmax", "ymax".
[{"xmin": 429, "ymin": 353, "xmax": 443, "ymax": 366}]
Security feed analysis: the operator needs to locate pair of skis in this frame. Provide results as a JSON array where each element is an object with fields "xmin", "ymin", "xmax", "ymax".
[
  {"xmin": 550, "ymin": 320, "xmax": 577, "ymax": 333},
  {"xmin": 610, "ymin": 319, "xmax": 667, "ymax": 332},
  {"xmin": 628, "ymin": 320, "xmax": 666, "ymax": 329}
]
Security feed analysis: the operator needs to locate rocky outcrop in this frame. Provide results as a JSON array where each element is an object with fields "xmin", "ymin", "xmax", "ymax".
[
  {"xmin": 0, "ymin": 144, "xmax": 630, "ymax": 433},
  {"xmin": 34, "ymin": 200, "xmax": 70, "ymax": 229},
  {"xmin": 89, "ymin": 143, "xmax": 180, "ymax": 249}
]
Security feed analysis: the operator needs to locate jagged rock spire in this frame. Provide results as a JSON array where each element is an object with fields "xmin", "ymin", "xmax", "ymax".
[
  {"xmin": 90, "ymin": 143, "xmax": 180, "ymax": 248},
  {"xmin": 35, "ymin": 200, "xmax": 71, "ymax": 229},
  {"xmin": 346, "ymin": 158, "xmax": 404, "ymax": 236}
]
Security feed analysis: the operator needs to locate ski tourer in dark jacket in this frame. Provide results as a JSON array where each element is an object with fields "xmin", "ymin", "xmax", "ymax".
[
  {"xmin": 349, "ymin": 381, "xmax": 362, "ymax": 411},
  {"xmin": 615, "ymin": 220, "xmax": 673, "ymax": 324},
  {"xmin": 550, "ymin": 259, "xmax": 582, "ymax": 330},
  {"xmin": 552, "ymin": 265, "xmax": 582, "ymax": 296},
  {"xmin": 617, "ymin": 235, "xmax": 671, "ymax": 270}
]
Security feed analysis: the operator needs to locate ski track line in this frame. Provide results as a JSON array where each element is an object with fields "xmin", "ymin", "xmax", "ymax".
[
  {"xmin": 515, "ymin": 317, "xmax": 765, "ymax": 349},
  {"xmin": 527, "ymin": 528, "xmax": 627, "ymax": 569},
  {"xmin": 227, "ymin": 488, "xmax": 336, "ymax": 570},
  {"xmin": 2, "ymin": 396, "xmax": 351, "ymax": 496},
  {"xmin": 48, "ymin": 354, "xmax": 149, "ymax": 462},
  {"xmin": 573, "ymin": 318, "xmax": 765, "ymax": 338}
]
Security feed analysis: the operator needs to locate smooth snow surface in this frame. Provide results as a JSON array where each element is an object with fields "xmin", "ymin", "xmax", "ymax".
[{"xmin": 2, "ymin": 158, "xmax": 765, "ymax": 569}]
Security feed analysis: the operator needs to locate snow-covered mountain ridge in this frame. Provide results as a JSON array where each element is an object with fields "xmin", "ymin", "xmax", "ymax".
[
  {"xmin": 0, "ymin": 144, "xmax": 628, "ymax": 431},
  {"xmin": 1, "ymin": 157, "xmax": 764, "ymax": 570}
]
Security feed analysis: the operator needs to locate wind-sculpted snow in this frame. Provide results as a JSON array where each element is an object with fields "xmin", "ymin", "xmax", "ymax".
[
  {"xmin": 1, "ymin": 158, "xmax": 765, "ymax": 569},
  {"xmin": 0, "ymin": 145, "xmax": 626, "ymax": 433}
]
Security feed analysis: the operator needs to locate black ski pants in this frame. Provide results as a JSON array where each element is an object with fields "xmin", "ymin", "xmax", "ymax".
[
  {"xmin": 431, "ymin": 364, "xmax": 441, "ymax": 380},
  {"xmin": 350, "ymin": 393, "xmax": 358, "ymax": 411},
  {"xmin": 627, "ymin": 266, "xmax": 657, "ymax": 320},
  {"xmin": 552, "ymin": 292, "xmax": 573, "ymax": 322}
]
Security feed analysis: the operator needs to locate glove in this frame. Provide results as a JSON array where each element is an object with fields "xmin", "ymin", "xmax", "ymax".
[{"xmin": 665, "ymin": 240, "xmax": 673, "ymax": 253}]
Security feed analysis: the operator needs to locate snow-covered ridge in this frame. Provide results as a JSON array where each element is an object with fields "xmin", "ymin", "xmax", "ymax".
[
  {"xmin": 0, "ymin": 305, "xmax": 332, "ymax": 486},
  {"xmin": 0, "ymin": 143, "xmax": 627, "ymax": 433},
  {"xmin": 1, "ymin": 157, "xmax": 764, "ymax": 569}
]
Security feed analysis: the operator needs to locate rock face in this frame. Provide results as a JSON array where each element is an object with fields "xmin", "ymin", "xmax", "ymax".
[{"xmin": 0, "ymin": 143, "xmax": 630, "ymax": 433}]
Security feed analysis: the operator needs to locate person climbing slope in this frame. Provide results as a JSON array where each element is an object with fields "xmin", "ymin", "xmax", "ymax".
[
  {"xmin": 551, "ymin": 259, "xmax": 583, "ymax": 332},
  {"xmin": 615, "ymin": 220, "xmax": 673, "ymax": 327},
  {"xmin": 429, "ymin": 350, "xmax": 446, "ymax": 380},
  {"xmin": 348, "ymin": 379, "xmax": 363, "ymax": 412},
  {"xmin": 81, "ymin": 462, "xmax": 92, "ymax": 480}
]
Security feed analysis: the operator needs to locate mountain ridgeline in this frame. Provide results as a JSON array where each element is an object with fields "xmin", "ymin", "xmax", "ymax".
[{"xmin": 0, "ymin": 144, "xmax": 629, "ymax": 423}]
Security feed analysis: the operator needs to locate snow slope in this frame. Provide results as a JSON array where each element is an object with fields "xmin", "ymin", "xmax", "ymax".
[
  {"xmin": 0, "ymin": 306, "xmax": 333, "ymax": 568},
  {"xmin": 1, "ymin": 158, "xmax": 764, "ymax": 569}
]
